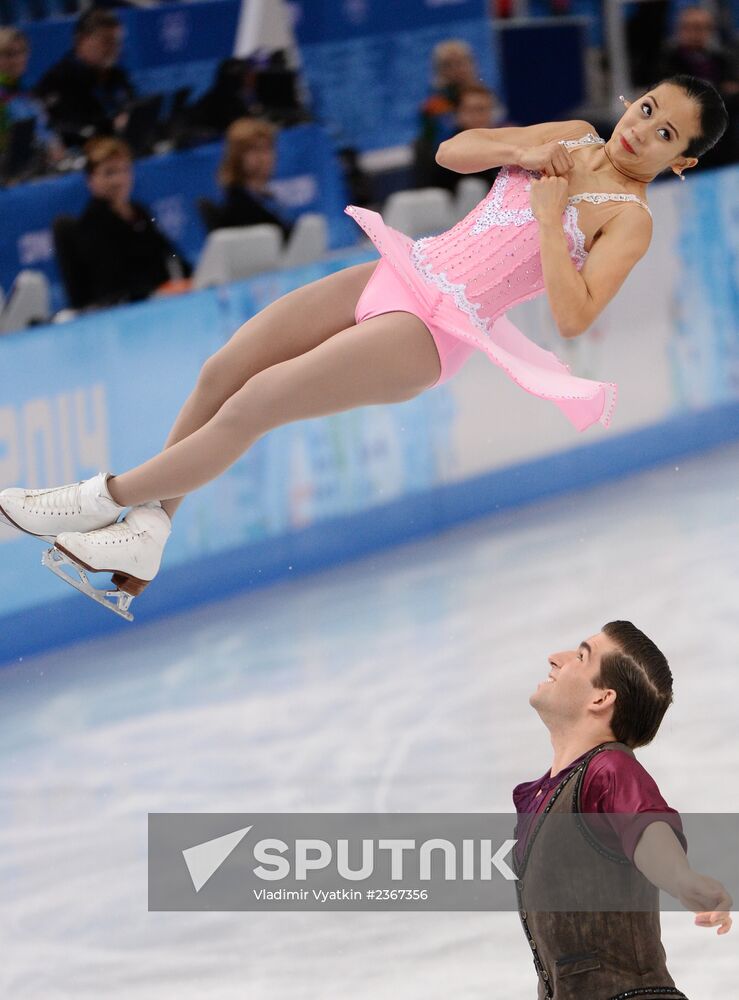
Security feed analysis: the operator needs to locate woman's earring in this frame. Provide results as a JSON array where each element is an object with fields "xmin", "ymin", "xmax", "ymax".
[
  {"xmin": 619, "ymin": 94, "xmax": 627, "ymax": 105},
  {"xmin": 679, "ymin": 173, "xmax": 686, "ymax": 181}
]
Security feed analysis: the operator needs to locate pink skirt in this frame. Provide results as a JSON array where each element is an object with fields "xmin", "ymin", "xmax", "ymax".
[
  {"xmin": 355, "ymin": 258, "xmax": 476, "ymax": 386},
  {"xmin": 346, "ymin": 204, "xmax": 617, "ymax": 431}
]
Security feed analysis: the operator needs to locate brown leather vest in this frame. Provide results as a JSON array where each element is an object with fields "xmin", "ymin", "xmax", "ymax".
[{"xmin": 515, "ymin": 742, "xmax": 688, "ymax": 1000}]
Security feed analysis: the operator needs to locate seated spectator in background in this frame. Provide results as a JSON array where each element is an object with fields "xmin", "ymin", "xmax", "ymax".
[
  {"xmin": 417, "ymin": 40, "xmax": 479, "ymax": 151},
  {"xmin": 186, "ymin": 57, "xmax": 258, "ymax": 143},
  {"xmin": 659, "ymin": 7, "xmax": 738, "ymax": 93},
  {"xmin": 204, "ymin": 118, "xmax": 294, "ymax": 239},
  {"xmin": 35, "ymin": 10, "xmax": 135, "ymax": 148},
  {"xmin": 658, "ymin": 8, "xmax": 738, "ymax": 166},
  {"xmin": 249, "ymin": 49, "xmax": 310, "ymax": 126},
  {"xmin": 57, "ymin": 137, "xmax": 190, "ymax": 310},
  {"xmin": 0, "ymin": 28, "xmax": 63, "ymax": 178},
  {"xmin": 414, "ymin": 84, "xmax": 504, "ymax": 191}
]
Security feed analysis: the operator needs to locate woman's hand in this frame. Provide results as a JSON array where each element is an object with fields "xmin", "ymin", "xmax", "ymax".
[
  {"xmin": 518, "ymin": 141, "xmax": 574, "ymax": 176},
  {"xmin": 530, "ymin": 176, "xmax": 569, "ymax": 225}
]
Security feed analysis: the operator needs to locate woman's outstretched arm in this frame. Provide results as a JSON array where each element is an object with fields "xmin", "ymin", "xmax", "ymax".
[{"xmin": 531, "ymin": 176, "xmax": 653, "ymax": 339}]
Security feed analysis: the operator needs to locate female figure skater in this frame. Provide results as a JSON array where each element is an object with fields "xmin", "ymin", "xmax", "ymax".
[{"xmin": 0, "ymin": 76, "xmax": 727, "ymax": 605}]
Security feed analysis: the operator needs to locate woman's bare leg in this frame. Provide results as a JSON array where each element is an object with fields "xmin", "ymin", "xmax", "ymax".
[
  {"xmin": 109, "ymin": 311, "xmax": 442, "ymax": 507},
  {"xmin": 155, "ymin": 261, "xmax": 376, "ymax": 519}
]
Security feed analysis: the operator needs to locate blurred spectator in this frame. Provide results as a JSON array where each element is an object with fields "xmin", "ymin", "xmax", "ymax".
[
  {"xmin": 55, "ymin": 137, "xmax": 190, "ymax": 311},
  {"xmin": 627, "ymin": 1, "xmax": 670, "ymax": 88},
  {"xmin": 35, "ymin": 10, "xmax": 135, "ymax": 149},
  {"xmin": 659, "ymin": 8, "xmax": 738, "ymax": 96},
  {"xmin": 417, "ymin": 40, "xmax": 479, "ymax": 150},
  {"xmin": 186, "ymin": 57, "xmax": 258, "ymax": 143},
  {"xmin": 0, "ymin": 28, "xmax": 64, "ymax": 180},
  {"xmin": 414, "ymin": 84, "xmax": 504, "ymax": 191},
  {"xmin": 658, "ymin": 7, "xmax": 738, "ymax": 165},
  {"xmin": 250, "ymin": 49, "xmax": 310, "ymax": 126},
  {"xmin": 338, "ymin": 146, "xmax": 374, "ymax": 209},
  {"xmin": 200, "ymin": 118, "xmax": 294, "ymax": 239}
]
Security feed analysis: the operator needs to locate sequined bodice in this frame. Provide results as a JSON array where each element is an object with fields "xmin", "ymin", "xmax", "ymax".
[{"xmin": 410, "ymin": 133, "xmax": 650, "ymax": 339}]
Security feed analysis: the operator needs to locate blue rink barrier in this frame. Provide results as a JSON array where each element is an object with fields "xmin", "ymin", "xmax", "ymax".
[
  {"xmin": 2, "ymin": 399, "xmax": 739, "ymax": 665},
  {"xmin": 0, "ymin": 123, "xmax": 354, "ymax": 308}
]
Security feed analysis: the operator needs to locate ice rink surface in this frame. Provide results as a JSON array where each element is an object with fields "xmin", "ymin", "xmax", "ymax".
[{"xmin": 1, "ymin": 442, "xmax": 737, "ymax": 999}]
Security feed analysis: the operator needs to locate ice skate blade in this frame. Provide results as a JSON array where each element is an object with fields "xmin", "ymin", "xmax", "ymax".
[
  {"xmin": 42, "ymin": 547, "xmax": 135, "ymax": 622},
  {"xmin": 0, "ymin": 504, "xmax": 55, "ymax": 544}
]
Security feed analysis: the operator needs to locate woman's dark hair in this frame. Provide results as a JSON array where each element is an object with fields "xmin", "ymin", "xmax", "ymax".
[
  {"xmin": 593, "ymin": 621, "xmax": 674, "ymax": 749},
  {"xmin": 654, "ymin": 74, "xmax": 728, "ymax": 157}
]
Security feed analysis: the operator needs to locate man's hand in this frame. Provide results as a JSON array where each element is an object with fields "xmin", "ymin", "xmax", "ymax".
[
  {"xmin": 518, "ymin": 141, "xmax": 574, "ymax": 177},
  {"xmin": 677, "ymin": 870, "xmax": 733, "ymax": 935}
]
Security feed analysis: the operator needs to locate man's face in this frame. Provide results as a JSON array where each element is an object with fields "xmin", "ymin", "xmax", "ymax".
[
  {"xmin": 77, "ymin": 26, "xmax": 123, "ymax": 69},
  {"xmin": 677, "ymin": 9, "xmax": 714, "ymax": 50},
  {"xmin": 456, "ymin": 93, "xmax": 495, "ymax": 131},
  {"xmin": 529, "ymin": 631, "xmax": 620, "ymax": 723},
  {"xmin": 0, "ymin": 38, "xmax": 29, "ymax": 81},
  {"xmin": 438, "ymin": 50, "xmax": 476, "ymax": 87}
]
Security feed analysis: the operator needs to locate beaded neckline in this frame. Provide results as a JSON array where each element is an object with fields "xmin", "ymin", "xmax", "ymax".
[
  {"xmin": 559, "ymin": 133, "xmax": 652, "ymax": 217},
  {"xmin": 559, "ymin": 132, "xmax": 604, "ymax": 149}
]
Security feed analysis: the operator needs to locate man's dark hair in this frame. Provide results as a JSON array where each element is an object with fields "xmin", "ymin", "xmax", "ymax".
[
  {"xmin": 594, "ymin": 621, "xmax": 674, "ymax": 749},
  {"xmin": 75, "ymin": 9, "xmax": 121, "ymax": 39},
  {"xmin": 655, "ymin": 74, "xmax": 728, "ymax": 157}
]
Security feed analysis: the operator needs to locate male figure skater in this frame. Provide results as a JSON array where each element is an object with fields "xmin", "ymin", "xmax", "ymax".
[{"xmin": 515, "ymin": 621, "xmax": 731, "ymax": 999}]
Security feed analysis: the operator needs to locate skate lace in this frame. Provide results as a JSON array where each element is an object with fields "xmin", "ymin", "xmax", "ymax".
[
  {"xmin": 28, "ymin": 483, "xmax": 83, "ymax": 514},
  {"xmin": 89, "ymin": 521, "xmax": 144, "ymax": 546}
]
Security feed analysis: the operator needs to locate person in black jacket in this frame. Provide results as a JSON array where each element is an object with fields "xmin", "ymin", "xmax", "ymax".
[
  {"xmin": 35, "ymin": 10, "xmax": 135, "ymax": 148},
  {"xmin": 208, "ymin": 117, "xmax": 293, "ymax": 239},
  {"xmin": 185, "ymin": 57, "xmax": 258, "ymax": 143},
  {"xmin": 58, "ymin": 136, "xmax": 191, "ymax": 310}
]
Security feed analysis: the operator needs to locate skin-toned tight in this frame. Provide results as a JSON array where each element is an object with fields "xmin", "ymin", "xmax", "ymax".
[{"xmin": 106, "ymin": 262, "xmax": 442, "ymax": 517}]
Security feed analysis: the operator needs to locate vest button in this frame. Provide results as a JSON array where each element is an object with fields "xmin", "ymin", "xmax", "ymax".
[
  {"xmin": 529, "ymin": 939, "xmax": 537, "ymax": 951},
  {"xmin": 520, "ymin": 910, "xmax": 527, "ymax": 919}
]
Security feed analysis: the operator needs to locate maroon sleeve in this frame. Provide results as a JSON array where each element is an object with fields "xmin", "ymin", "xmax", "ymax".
[{"xmin": 579, "ymin": 750, "xmax": 687, "ymax": 862}]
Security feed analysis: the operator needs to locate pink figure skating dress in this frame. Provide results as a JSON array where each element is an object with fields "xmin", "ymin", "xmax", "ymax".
[{"xmin": 347, "ymin": 133, "xmax": 652, "ymax": 432}]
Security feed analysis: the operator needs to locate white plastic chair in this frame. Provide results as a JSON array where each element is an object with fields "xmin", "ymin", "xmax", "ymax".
[
  {"xmin": 0, "ymin": 270, "xmax": 51, "ymax": 334},
  {"xmin": 382, "ymin": 187, "xmax": 455, "ymax": 238},
  {"xmin": 454, "ymin": 177, "xmax": 489, "ymax": 223},
  {"xmin": 280, "ymin": 213, "xmax": 328, "ymax": 269},
  {"xmin": 193, "ymin": 225, "xmax": 283, "ymax": 289}
]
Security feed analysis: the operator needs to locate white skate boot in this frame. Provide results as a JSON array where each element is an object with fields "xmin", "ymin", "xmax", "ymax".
[
  {"xmin": 43, "ymin": 503, "xmax": 171, "ymax": 621},
  {"xmin": 0, "ymin": 473, "xmax": 124, "ymax": 540}
]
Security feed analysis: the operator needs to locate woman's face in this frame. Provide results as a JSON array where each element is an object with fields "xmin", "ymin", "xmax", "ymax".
[
  {"xmin": 0, "ymin": 38, "xmax": 29, "ymax": 81},
  {"xmin": 609, "ymin": 83, "xmax": 702, "ymax": 178},
  {"xmin": 87, "ymin": 155, "xmax": 134, "ymax": 205},
  {"xmin": 241, "ymin": 140, "xmax": 275, "ymax": 186}
]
